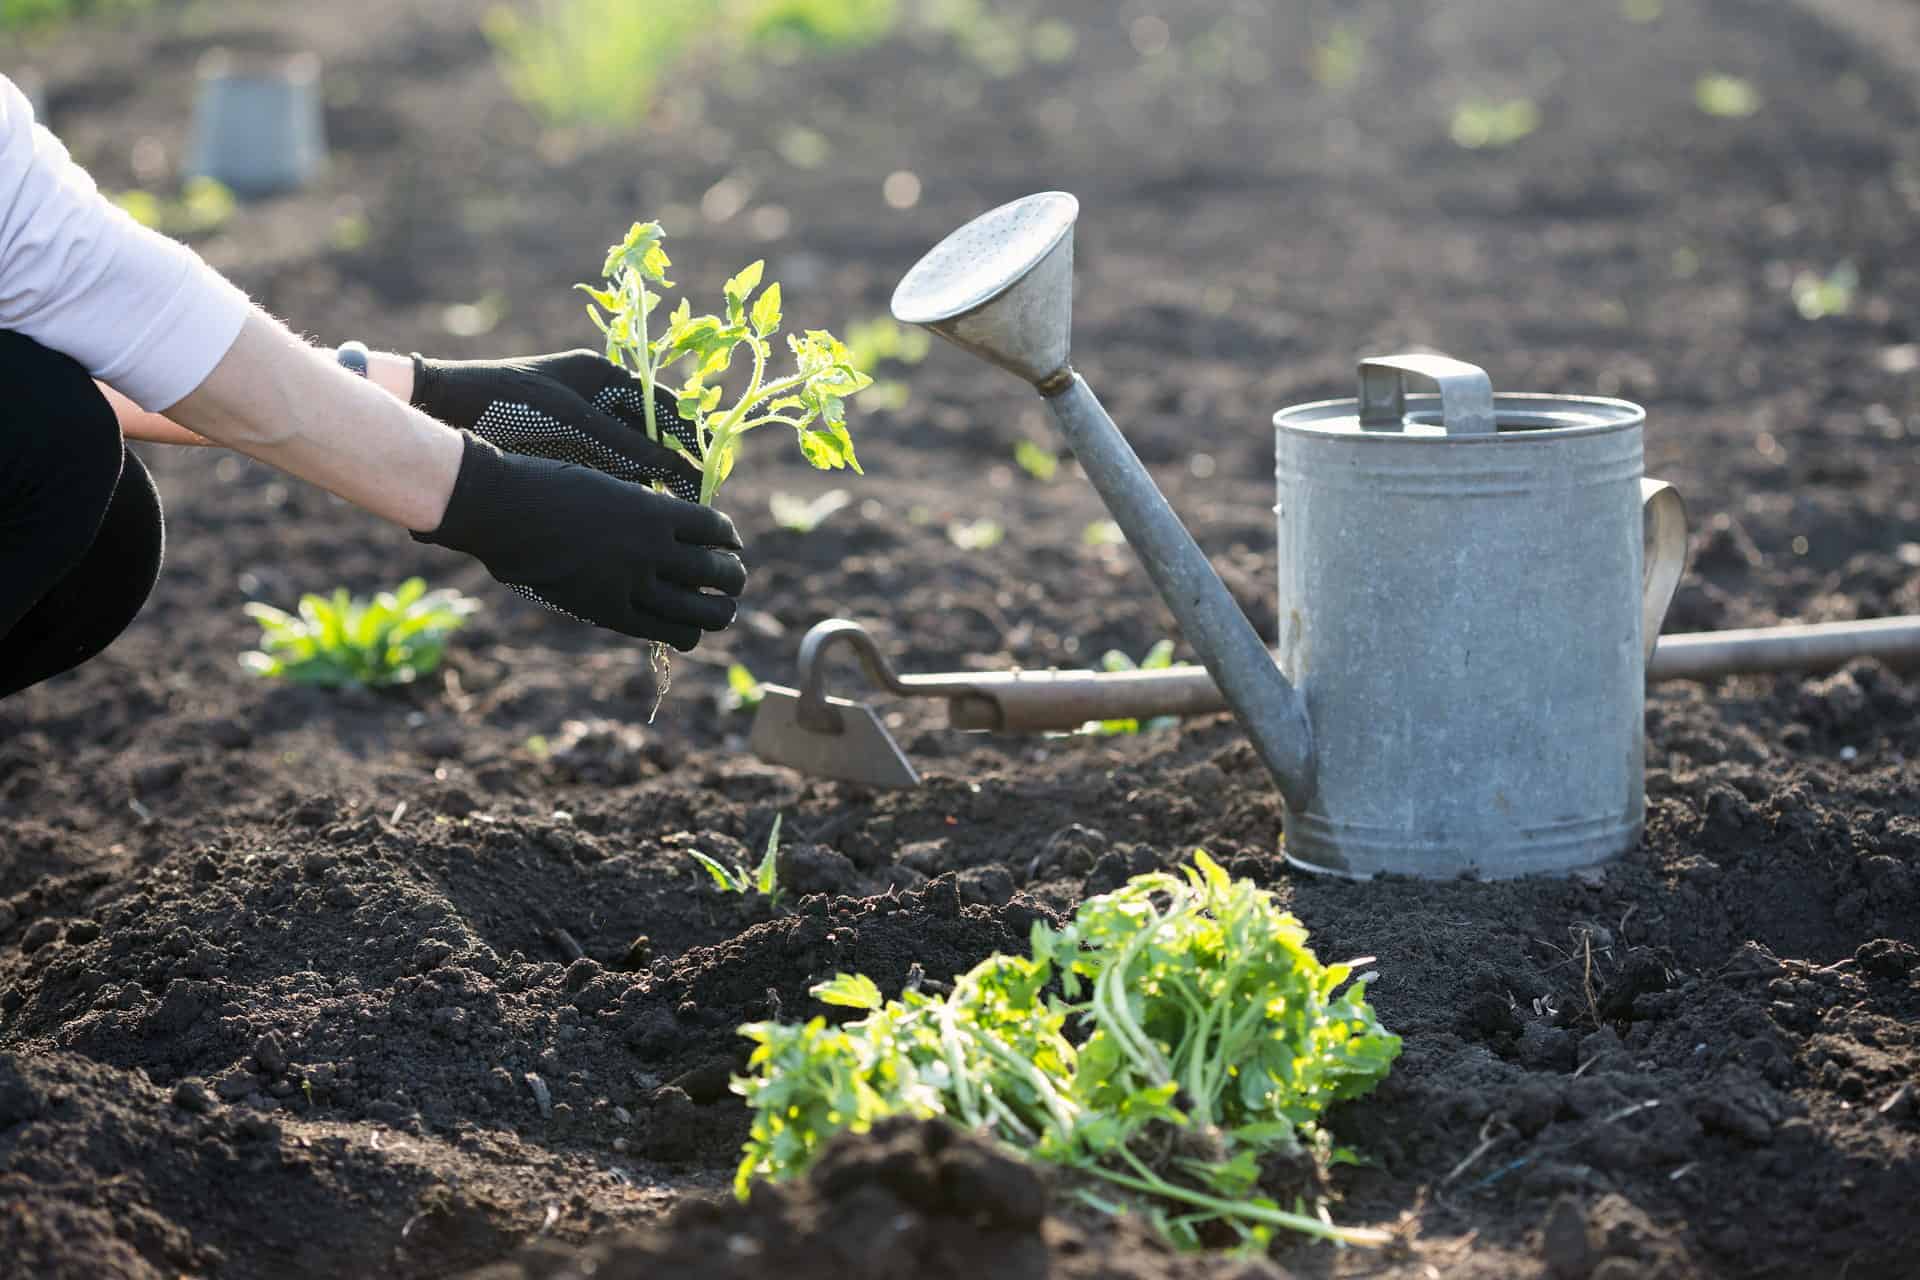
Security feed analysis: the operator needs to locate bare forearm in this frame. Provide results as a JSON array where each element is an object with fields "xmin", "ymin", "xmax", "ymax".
[
  {"xmin": 106, "ymin": 349, "xmax": 415, "ymax": 448},
  {"xmin": 162, "ymin": 312, "xmax": 459, "ymax": 531},
  {"xmin": 101, "ymin": 382, "xmax": 215, "ymax": 446}
]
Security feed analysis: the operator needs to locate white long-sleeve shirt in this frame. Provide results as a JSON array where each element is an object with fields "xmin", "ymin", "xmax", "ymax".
[{"xmin": 0, "ymin": 72, "xmax": 249, "ymax": 410}]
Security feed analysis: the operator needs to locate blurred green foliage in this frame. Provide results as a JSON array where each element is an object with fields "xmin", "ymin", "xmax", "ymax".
[
  {"xmin": 485, "ymin": 0, "xmax": 721, "ymax": 127},
  {"xmin": 1, "ymin": 0, "xmax": 144, "ymax": 32},
  {"xmin": 488, "ymin": 0, "xmax": 1070, "ymax": 126},
  {"xmin": 1792, "ymin": 261, "xmax": 1857, "ymax": 320},
  {"xmin": 488, "ymin": 0, "xmax": 897, "ymax": 126},
  {"xmin": 1083, "ymin": 639, "xmax": 1178, "ymax": 736},
  {"xmin": 1694, "ymin": 73, "xmax": 1761, "ymax": 118},
  {"xmin": 1449, "ymin": 98, "xmax": 1540, "ymax": 149},
  {"xmin": 748, "ymin": 0, "xmax": 895, "ymax": 53},
  {"xmin": 109, "ymin": 177, "xmax": 236, "ymax": 238},
  {"xmin": 1013, "ymin": 439, "xmax": 1057, "ymax": 482}
]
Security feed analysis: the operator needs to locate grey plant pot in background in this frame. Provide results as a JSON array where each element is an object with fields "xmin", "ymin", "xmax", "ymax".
[{"xmin": 185, "ymin": 49, "xmax": 326, "ymax": 197}]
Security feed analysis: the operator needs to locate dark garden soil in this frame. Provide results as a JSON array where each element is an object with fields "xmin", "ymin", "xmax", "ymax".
[{"xmin": 4, "ymin": 0, "xmax": 1920, "ymax": 1275}]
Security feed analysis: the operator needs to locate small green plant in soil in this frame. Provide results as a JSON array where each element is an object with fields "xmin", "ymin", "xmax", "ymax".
[
  {"xmin": 109, "ymin": 177, "xmax": 236, "ymax": 238},
  {"xmin": 721, "ymin": 663, "xmax": 766, "ymax": 714},
  {"xmin": 1013, "ymin": 439, "xmax": 1059, "ymax": 482},
  {"xmin": 733, "ymin": 852, "xmax": 1400, "ymax": 1250},
  {"xmin": 581, "ymin": 220, "xmax": 871, "ymax": 506},
  {"xmin": 1449, "ymin": 98, "xmax": 1539, "ymax": 149},
  {"xmin": 747, "ymin": 0, "xmax": 896, "ymax": 55},
  {"xmin": 1792, "ymin": 261, "xmax": 1857, "ymax": 320},
  {"xmin": 1, "ymin": 0, "xmax": 143, "ymax": 32},
  {"xmin": 240, "ymin": 578, "xmax": 477, "ymax": 688},
  {"xmin": 1695, "ymin": 72, "xmax": 1762, "ymax": 118},
  {"xmin": 485, "ymin": 0, "xmax": 716, "ymax": 127},
  {"xmin": 1082, "ymin": 639, "xmax": 1178, "ymax": 736},
  {"xmin": 946, "ymin": 517, "xmax": 1004, "ymax": 550},
  {"xmin": 843, "ymin": 314, "xmax": 929, "ymax": 412},
  {"xmin": 1310, "ymin": 21, "xmax": 1365, "ymax": 90},
  {"xmin": 1082, "ymin": 519, "xmax": 1125, "ymax": 548},
  {"xmin": 689, "ymin": 815, "xmax": 783, "ymax": 903},
  {"xmin": 488, "ymin": 0, "xmax": 899, "ymax": 127},
  {"xmin": 769, "ymin": 488, "xmax": 852, "ymax": 533}
]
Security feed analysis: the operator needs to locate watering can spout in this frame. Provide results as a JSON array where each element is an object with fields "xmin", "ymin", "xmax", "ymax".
[{"xmin": 891, "ymin": 192, "xmax": 1319, "ymax": 811}]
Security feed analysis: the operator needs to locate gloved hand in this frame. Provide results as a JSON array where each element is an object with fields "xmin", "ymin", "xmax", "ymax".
[
  {"xmin": 415, "ymin": 433, "xmax": 745, "ymax": 650},
  {"xmin": 410, "ymin": 349, "xmax": 702, "ymax": 502}
]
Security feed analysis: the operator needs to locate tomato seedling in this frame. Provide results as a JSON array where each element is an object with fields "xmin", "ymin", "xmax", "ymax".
[{"xmin": 580, "ymin": 221, "xmax": 872, "ymax": 507}]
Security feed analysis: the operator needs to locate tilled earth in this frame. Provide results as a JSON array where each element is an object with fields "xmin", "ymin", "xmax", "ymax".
[{"xmin": 3, "ymin": 0, "xmax": 1919, "ymax": 1276}]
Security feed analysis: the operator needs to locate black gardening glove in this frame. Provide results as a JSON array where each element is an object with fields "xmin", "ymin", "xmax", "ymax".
[
  {"xmin": 410, "ymin": 349, "xmax": 702, "ymax": 502},
  {"xmin": 415, "ymin": 433, "xmax": 745, "ymax": 650}
]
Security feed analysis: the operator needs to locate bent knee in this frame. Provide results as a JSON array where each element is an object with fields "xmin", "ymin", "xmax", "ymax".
[{"xmin": 0, "ymin": 330, "xmax": 125, "ymax": 538}]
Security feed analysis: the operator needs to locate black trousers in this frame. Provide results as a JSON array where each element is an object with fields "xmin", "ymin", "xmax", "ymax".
[{"xmin": 0, "ymin": 331, "xmax": 164, "ymax": 700}]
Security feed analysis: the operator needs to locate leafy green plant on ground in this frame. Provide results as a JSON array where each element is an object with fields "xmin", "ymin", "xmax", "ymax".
[
  {"xmin": 484, "ymin": 0, "xmax": 721, "ymax": 127},
  {"xmin": 734, "ymin": 852, "xmax": 1400, "ymax": 1250},
  {"xmin": 721, "ymin": 663, "xmax": 766, "ymax": 713},
  {"xmin": 946, "ymin": 517, "xmax": 1003, "ymax": 550},
  {"xmin": 1013, "ymin": 439, "xmax": 1058, "ymax": 482},
  {"xmin": 1791, "ymin": 261, "xmax": 1857, "ymax": 320},
  {"xmin": 487, "ymin": 0, "xmax": 899, "ymax": 127},
  {"xmin": 240, "ymin": 578, "xmax": 477, "ymax": 688},
  {"xmin": 1449, "ymin": 98, "xmax": 1539, "ymax": 149},
  {"xmin": 843, "ymin": 314, "xmax": 930, "ymax": 412},
  {"xmin": 581, "ymin": 220, "xmax": 871, "ymax": 506},
  {"xmin": 690, "ymin": 815, "xmax": 783, "ymax": 903},
  {"xmin": 769, "ymin": 488, "xmax": 851, "ymax": 533},
  {"xmin": 109, "ymin": 177, "xmax": 236, "ymax": 238},
  {"xmin": 1694, "ymin": 72, "xmax": 1761, "ymax": 118},
  {"xmin": 1, "ymin": 0, "xmax": 143, "ymax": 32},
  {"xmin": 1083, "ymin": 639, "xmax": 1177, "ymax": 736},
  {"xmin": 747, "ymin": 0, "xmax": 896, "ymax": 54}
]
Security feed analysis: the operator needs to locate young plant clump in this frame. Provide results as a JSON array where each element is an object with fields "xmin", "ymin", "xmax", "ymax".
[
  {"xmin": 689, "ymin": 815, "xmax": 784, "ymax": 906},
  {"xmin": 579, "ymin": 220, "xmax": 871, "ymax": 507},
  {"xmin": 240, "ymin": 578, "xmax": 477, "ymax": 688},
  {"xmin": 733, "ymin": 852, "xmax": 1401, "ymax": 1251}
]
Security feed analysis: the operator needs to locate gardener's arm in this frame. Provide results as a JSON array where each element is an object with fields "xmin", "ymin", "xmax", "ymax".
[
  {"xmin": 163, "ymin": 313, "xmax": 461, "ymax": 529},
  {"xmin": 2, "ymin": 75, "xmax": 744, "ymax": 647}
]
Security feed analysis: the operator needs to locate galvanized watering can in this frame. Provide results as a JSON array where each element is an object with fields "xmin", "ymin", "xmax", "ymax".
[
  {"xmin": 887, "ymin": 192, "xmax": 1688, "ymax": 880},
  {"xmin": 1267, "ymin": 355, "xmax": 1687, "ymax": 877}
]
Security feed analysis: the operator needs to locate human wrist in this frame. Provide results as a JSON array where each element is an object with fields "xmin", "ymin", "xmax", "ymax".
[{"xmin": 366, "ymin": 350, "xmax": 415, "ymax": 402}]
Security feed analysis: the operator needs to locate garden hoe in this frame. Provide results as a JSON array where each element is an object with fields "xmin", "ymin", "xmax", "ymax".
[{"xmin": 749, "ymin": 615, "xmax": 1920, "ymax": 789}]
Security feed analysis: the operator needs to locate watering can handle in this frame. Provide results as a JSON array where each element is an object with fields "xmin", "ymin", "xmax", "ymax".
[
  {"xmin": 1641, "ymin": 479, "xmax": 1688, "ymax": 662},
  {"xmin": 1358, "ymin": 353, "xmax": 1497, "ymax": 435}
]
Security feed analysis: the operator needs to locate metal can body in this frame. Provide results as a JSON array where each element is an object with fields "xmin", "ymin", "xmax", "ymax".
[{"xmin": 1273, "ymin": 386, "xmax": 1650, "ymax": 879}]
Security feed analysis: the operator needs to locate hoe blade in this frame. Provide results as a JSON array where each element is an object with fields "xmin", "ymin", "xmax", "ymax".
[{"xmin": 748, "ymin": 685, "xmax": 921, "ymax": 789}]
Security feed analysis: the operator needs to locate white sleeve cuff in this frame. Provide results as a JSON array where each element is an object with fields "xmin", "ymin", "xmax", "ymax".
[{"xmin": 89, "ymin": 234, "xmax": 252, "ymax": 411}]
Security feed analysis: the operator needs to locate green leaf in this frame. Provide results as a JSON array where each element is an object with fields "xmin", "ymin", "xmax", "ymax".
[
  {"xmin": 689, "ymin": 850, "xmax": 744, "ymax": 893},
  {"xmin": 750, "ymin": 281, "xmax": 783, "ymax": 336},
  {"xmin": 754, "ymin": 814, "xmax": 783, "ymax": 898},
  {"xmin": 1014, "ymin": 440, "xmax": 1058, "ymax": 482},
  {"xmin": 811, "ymin": 972, "xmax": 883, "ymax": 1010},
  {"xmin": 725, "ymin": 260, "xmax": 766, "ymax": 324}
]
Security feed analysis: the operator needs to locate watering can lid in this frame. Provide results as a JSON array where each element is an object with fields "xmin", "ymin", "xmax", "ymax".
[{"xmin": 1274, "ymin": 353, "xmax": 1645, "ymax": 439}]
